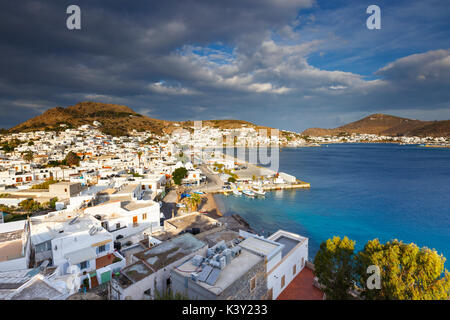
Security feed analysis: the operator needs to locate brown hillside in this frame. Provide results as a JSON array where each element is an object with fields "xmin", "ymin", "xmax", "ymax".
[
  {"xmin": 9, "ymin": 102, "xmax": 269, "ymax": 136},
  {"xmin": 302, "ymin": 114, "xmax": 449, "ymax": 137}
]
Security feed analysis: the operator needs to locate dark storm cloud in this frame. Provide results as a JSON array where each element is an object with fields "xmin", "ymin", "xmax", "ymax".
[{"xmin": 0, "ymin": 0, "xmax": 449, "ymax": 131}]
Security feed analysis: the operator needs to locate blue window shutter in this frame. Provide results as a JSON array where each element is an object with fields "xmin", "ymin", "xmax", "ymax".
[
  {"xmin": 96, "ymin": 247, "xmax": 99, "ymax": 254},
  {"xmin": 86, "ymin": 260, "xmax": 90, "ymax": 268},
  {"xmin": 105, "ymin": 244, "xmax": 110, "ymax": 251}
]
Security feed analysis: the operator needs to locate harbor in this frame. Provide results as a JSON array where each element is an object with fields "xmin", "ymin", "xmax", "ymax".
[{"xmin": 198, "ymin": 150, "xmax": 311, "ymax": 196}]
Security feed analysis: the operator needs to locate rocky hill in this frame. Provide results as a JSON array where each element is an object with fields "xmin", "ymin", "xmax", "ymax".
[
  {"xmin": 302, "ymin": 114, "xmax": 450, "ymax": 137},
  {"xmin": 8, "ymin": 101, "xmax": 271, "ymax": 136}
]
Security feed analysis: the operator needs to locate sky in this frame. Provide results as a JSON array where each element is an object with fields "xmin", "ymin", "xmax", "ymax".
[{"xmin": 0, "ymin": 0, "xmax": 449, "ymax": 132}]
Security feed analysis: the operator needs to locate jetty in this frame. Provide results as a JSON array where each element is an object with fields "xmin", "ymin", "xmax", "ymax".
[{"xmin": 200, "ymin": 150, "xmax": 311, "ymax": 194}]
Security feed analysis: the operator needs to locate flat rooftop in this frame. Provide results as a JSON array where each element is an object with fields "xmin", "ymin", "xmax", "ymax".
[
  {"xmin": 275, "ymin": 236, "xmax": 300, "ymax": 258},
  {"xmin": 133, "ymin": 233, "xmax": 206, "ymax": 271},
  {"xmin": 268, "ymin": 230, "xmax": 307, "ymax": 258},
  {"xmin": 196, "ymin": 229, "xmax": 240, "ymax": 247},
  {"xmin": 120, "ymin": 261, "xmax": 153, "ymax": 286},
  {"xmin": 175, "ymin": 248, "xmax": 262, "ymax": 296},
  {"xmin": 154, "ymin": 212, "xmax": 221, "ymax": 241},
  {"xmin": 30, "ymin": 211, "xmax": 110, "ymax": 244},
  {"xmin": 121, "ymin": 200, "xmax": 157, "ymax": 211},
  {"xmin": 239, "ymin": 236, "xmax": 281, "ymax": 258}
]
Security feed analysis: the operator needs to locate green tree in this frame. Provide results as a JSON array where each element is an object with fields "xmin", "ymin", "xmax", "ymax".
[
  {"xmin": 19, "ymin": 199, "xmax": 42, "ymax": 212},
  {"xmin": 65, "ymin": 151, "xmax": 81, "ymax": 166},
  {"xmin": 227, "ymin": 177, "xmax": 236, "ymax": 183},
  {"xmin": 356, "ymin": 239, "xmax": 450, "ymax": 300},
  {"xmin": 314, "ymin": 236, "xmax": 356, "ymax": 300},
  {"xmin": 23, "ymin": 151, "xmax": 34, "ymax": 163},
  {"xmin": 186, "ymin": 193, "xmax": 202, "ymax": 212},
  {"xmin": 172, "ymin": 167, "xmax": 187, "ymax": 185}
]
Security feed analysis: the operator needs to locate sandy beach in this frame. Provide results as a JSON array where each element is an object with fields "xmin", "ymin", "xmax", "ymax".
[{"xmin": 198, "ymin": 193, "xmax": 223, "ymax": 219}]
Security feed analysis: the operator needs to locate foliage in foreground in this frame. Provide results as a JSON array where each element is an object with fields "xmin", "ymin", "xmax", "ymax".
[
  {"xmin": 314, "ymin": 236, "xmax": 356, "ymax": 300},
  {"xmin": 314, "ymin": 237, "xmax": 450, "ymax": 300}
]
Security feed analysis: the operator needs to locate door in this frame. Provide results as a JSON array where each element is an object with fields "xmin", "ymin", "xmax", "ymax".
[
  {"xmin": 133, "ymin": 216, "xmax": 138, "ymax": 225},
  {"xmin": 266, "ymin": 288, "xmax": 273, "ymax": 300},
  {"xmin": 101, "ymin": 270, "xmax": 111, "ymax": 284}
]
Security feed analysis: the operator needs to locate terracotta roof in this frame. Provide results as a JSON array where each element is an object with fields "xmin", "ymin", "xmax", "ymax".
[{"xmin": 277, "ymin": 266, "xmax": 324, "ymax": 300}]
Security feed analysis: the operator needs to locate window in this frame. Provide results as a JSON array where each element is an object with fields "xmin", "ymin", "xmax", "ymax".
[
  {"xmin": 250, "ymin": 276, "xmax": 256, "ymax": 291},
  {"xmin": 281, "ymin": 275, "xmax": 285, "ymax": 288},
  {"xmin": 301, "ymin": 257, "xmax": 304, "ymax": 267},
  {"xmin": 79, "ymin": 260, "xmax": 89, "ymax": 270},
  {"xmin": 293, "ymin": 264, "xmax": 297, "ymax": 275},
  {"xmin": 64, "ymin": 188, "xmax": 67, "ymax": 192},
  {"xmin": 143, "ymin": 213, "xmax": 147, "ymax": 220},
  {"xmin": 116, "ymin": 223, "xmax": 121, "ymax": 229},
  {"xmin": 98, "ymin": 245, "xmax": 106, "ymax": 253}
]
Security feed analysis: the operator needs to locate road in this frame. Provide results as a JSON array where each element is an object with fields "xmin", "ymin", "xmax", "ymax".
[{"xmin": 197, "ymin": 164, "xmax": 223, "ymax": 192}]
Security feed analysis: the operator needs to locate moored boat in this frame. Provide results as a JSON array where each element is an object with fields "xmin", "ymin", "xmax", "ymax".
[{"xmin": 252, "ymin": 187, "xmax": 266, "ymax": 196}]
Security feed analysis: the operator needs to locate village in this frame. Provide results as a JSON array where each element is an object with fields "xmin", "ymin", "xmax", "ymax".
[
  {"xmin": 0, "ymin": 120, "xmax": 448, "ymax": 300},
  {"xmin": 0, "ymin": 122, "xmax": 319, "ymax": 300}
]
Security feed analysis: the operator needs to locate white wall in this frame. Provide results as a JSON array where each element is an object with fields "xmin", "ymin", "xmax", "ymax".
[{"xmin": 266, "ymin": 239, "xmax": 308, "ymax": 299}]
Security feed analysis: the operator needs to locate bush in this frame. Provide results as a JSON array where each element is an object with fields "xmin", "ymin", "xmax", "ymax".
[
  {"xmin": 19, "ymin": 199, "xmax": 42, "ymax": 212},
  {"xmin": 31, "ymin": 179, "xmax": 58, "ymax": 189}
]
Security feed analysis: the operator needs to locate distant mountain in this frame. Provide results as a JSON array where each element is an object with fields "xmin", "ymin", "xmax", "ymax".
[
  {"xmin": 302, "ymin": 114, "xmax": 450, "ymax": 137},
  {"xmin": 8, "ymin": 101, "xmax": 270, "ymax": 136}
]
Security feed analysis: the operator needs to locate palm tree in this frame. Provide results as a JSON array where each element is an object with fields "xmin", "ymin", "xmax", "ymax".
[
  {"xmin": 137, "ymin": 151, "xmax": 143, "ymax": 167},
  {"xmin": 187, "ymin": 193, "xmax": 202, "ymax": 212}
]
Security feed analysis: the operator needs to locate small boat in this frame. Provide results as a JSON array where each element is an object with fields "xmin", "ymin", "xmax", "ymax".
[
  {"xmin": 193, "ymin": 191, "xmax": 205, "ymax": 195},
  {"xmin": 242, "ymin": 189, "xmax": 255, "ymax": 197},
  {"xmin": 252, "ymin": 188, "xmax": 266, "ymax": 196},
  {"xmin": 232, "ymin": 189, "xmax": 242, "ymax": 196}
]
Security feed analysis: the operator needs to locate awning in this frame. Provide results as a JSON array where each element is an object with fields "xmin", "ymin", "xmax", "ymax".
[{"xmin": 65, "ymin": 247, "xmax": 97, "ymax": 265}]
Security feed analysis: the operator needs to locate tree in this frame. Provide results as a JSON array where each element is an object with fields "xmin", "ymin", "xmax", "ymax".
[
  {"xmin": 23, "ymin": 151, "xmax": 34, "ymax": 163},
  {"xmin": 187, "ymin": 193, "xmax": 202, "ymax": 212},
  {"xmin": 356, "ymin": 239, "xmax": 450, "ymax": 300},
  {"xmin": 172, "ymin": 167, "xmax": 187, "ymax": 185},
  {"xmin": 65, "ymin": 151, "xmax": 81, "ymax": 166},
  {"xmin": 227, "ymin": 177, "xmax": 236, "ymax": 183},
  {"xmin": 314, "ymin": 236, "xmax": 356, "ymax": 300},
  {"xmin": 19, "ymin": 199, "xmax": 42, "ymax": 212},
  {"xmin": 137, "ymin": 151, "xmax": 143, "ymax": 167}
]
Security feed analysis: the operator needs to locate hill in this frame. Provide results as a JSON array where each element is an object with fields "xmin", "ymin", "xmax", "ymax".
[
  {"xmin": 8, "ymin": 102, "xmax": 271, "ymax": 136},
  {"xmin": 302, "ymin": 114, "xmax": 450, "ymax": 137}
]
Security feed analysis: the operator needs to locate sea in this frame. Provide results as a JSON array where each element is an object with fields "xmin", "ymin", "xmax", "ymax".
[{"xmin": 214, "ymin": 144, "xmax": 450, "ymax": 262}]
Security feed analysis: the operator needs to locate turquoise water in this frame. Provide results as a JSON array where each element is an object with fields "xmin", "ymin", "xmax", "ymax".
[{"xmin": 215, "ymin": 144, "xmax": 450, "ymax": 262}]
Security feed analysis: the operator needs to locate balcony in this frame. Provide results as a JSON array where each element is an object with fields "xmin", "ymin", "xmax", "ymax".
[{"xmin": 95, "ymin": 251, "xmax": 125, "ymax": 270}]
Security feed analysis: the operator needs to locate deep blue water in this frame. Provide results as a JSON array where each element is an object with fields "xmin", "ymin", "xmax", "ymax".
[{"xmin": 215, "ymin": 144, "xmax": 450, "ymax": 262}]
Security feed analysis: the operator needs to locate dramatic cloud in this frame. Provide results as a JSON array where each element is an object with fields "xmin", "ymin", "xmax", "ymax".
[{"xmin": 0, "ymin": 0, "xmax": 449, "ymax": 131}]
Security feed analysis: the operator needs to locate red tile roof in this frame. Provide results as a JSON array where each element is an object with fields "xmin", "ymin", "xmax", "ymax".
[{"xmin": 277, "ymin": 266, "xmax": 324, "ymax": 300}]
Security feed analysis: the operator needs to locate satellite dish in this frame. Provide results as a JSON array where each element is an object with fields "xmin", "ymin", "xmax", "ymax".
[{"xmin": 89, "ymin": 226, "xmax": 98, "ymax": 236}]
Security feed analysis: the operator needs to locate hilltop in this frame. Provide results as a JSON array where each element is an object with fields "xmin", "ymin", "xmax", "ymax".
[
  {"xmin": 8, "ymin": 102, "xmax": 271, "ymax": 136},
  {"xmin": 302, "ymin": 114, "xmax": 450, "ymax": 137}
]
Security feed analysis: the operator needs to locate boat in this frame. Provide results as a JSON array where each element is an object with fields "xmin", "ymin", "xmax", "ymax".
[
  {"xmin": 252, "ymin": 187, "xmax": 266, "ymax": 196},
  {"xmin": 193, "ymin": 191, "xmax": 205, "ymax": 195},
  {"xmin": 232, "ymin": 189, "xmax": 242, "ymax": 196},
  {"xmin": 242, "ymin": 189, "xmax": 255, "ymax": 197}
]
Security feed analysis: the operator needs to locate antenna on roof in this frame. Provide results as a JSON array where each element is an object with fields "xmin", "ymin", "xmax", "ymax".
[{"xmin": 69, "ymin": 216, "xmax": 79, "ymax": 225}]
